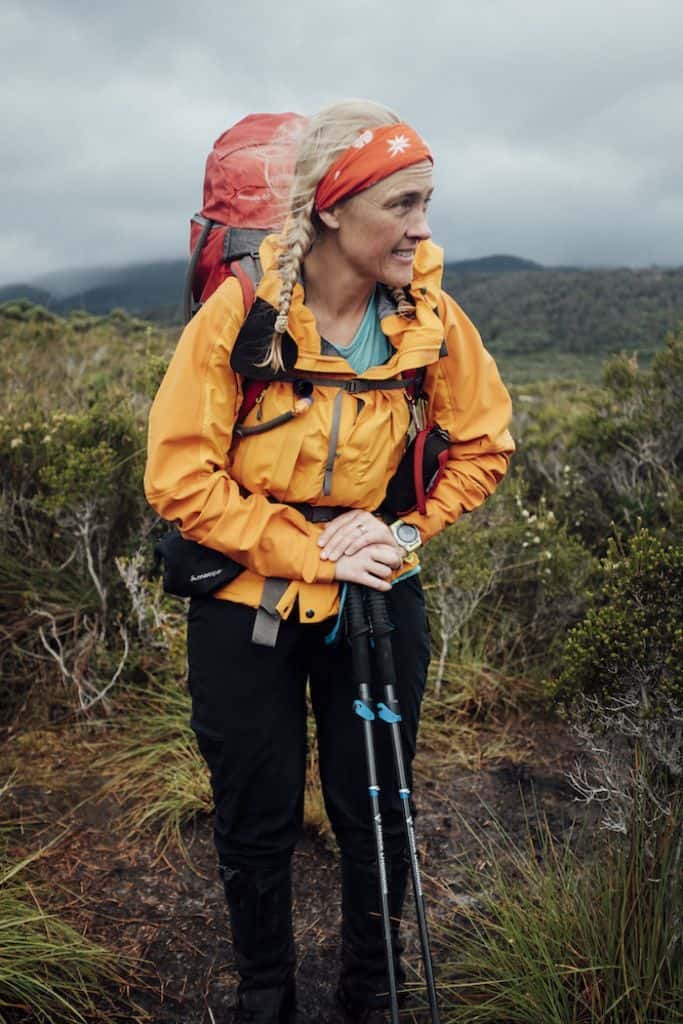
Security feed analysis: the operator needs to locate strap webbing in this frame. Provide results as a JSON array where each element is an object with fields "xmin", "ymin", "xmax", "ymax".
[
  {"xmin": 251, "ymin": 578, "xmax": 289, "ymax": 647},
  {"xmin": 282, "ymin": 373, "xmax": 411, "ymax": 393},
  {"xmin": 323, "ymin": 390, "xmax": 344, "ymax": 496}
]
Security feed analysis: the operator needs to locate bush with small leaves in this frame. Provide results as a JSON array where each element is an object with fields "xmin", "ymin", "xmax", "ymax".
[
  {"xmin": 0, "ymin": 400, "xmax": 151, "ymax": 720},
  {"xmin": 554, "ymin": 527, "xmax": 682, "ymax": 845},
  {"xmin": 564, "ymin": 330, "xmax": 683, "ymax": 551},
  {"xmin": 421, "ymin": 473, "xmax": 596, "ymax": 684},
  {"xmin": 555, "ymin": 527, "xmax": 683, "ymax": 713}
]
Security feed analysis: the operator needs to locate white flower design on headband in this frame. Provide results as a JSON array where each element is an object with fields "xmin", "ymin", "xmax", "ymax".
[
  {"xmin": 387, "ymin": 134, "xmax": 410, "ymax": 158},
  {"xmin": 353, "ymin": 130, "xmax": 374, "ymax": 149}
]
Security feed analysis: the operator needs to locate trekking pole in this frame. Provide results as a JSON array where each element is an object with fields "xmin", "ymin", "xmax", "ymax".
[
  {"xmin": 364, "ymin": 587, "xmax": 441, "ymax": 1024},
  {"xmin": 345, "ymin": 583, "xmax": 400, "ymax": 1024}
]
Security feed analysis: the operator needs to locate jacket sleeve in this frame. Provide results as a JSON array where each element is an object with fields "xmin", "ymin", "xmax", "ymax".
[
  {"xmin": 401, "ymin": 292, "xmax": 515, "ymax": 543},
  {"xmin": 143, "ymin": 281, "xmax": 337, "ymax": 584}
]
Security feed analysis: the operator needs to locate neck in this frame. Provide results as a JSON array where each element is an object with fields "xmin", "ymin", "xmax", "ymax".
[{"xmin": 302, "ymin": 236, "xmax": 375, "ymax": 324}]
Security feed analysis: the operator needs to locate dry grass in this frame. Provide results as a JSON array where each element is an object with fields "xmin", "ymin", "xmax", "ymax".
[{"xmin": 0, "ymin": 774, "xmax": 124, "ymax": 1024}]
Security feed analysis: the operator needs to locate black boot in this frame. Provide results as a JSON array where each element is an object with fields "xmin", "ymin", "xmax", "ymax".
[
  {"xmin": 336, "ymin": 850, "xmax": 409, "ymax": 1019},
  {"xmin": 221, "ymin": 861, "xmax": 297, "ymax": 1024}
]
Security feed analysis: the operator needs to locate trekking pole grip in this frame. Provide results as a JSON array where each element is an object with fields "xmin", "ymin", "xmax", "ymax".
[
  {"xmin": 346, "ymin": 582, "xmax": 369, "ymax": 639},
  {"xmin": 365, "ymin": 588, "xmax": 393, "ymax": 636}
]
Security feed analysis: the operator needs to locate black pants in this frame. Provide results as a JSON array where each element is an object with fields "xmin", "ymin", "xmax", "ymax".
[
  {"xmin": 187, "ymin": 575, "xmax": 430, "ymax": 867},
  {"xmin": 187, "ymin": 576, "xmax": 430, "ymax": 1003}
]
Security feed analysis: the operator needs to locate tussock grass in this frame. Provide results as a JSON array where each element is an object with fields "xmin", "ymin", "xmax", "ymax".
[
  {"xmin": 0, "ymin": 812, "xmax": 122, "ymax": 1024},
  {"xmin": 96, "ymin": 678, "xmax": 212, "ymax": 857},
  {"xmin": 435, "ymin": 802, "xmax": 683, "ymax": 1024}
]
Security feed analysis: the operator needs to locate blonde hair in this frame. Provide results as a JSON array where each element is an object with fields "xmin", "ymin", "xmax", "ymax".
[{"xmin": 263, "ymin": 99, "xmax": 416, "ymax": 372}]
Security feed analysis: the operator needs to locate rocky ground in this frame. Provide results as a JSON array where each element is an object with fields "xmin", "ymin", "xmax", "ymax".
[{"xmin": 4, "ymin": 709, "xmax": 596, "ymax": 1024}]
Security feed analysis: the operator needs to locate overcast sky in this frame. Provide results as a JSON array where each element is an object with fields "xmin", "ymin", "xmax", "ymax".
[{"xmin": 2, "ymin": 0, "xmax": 682, "ymax": 283}]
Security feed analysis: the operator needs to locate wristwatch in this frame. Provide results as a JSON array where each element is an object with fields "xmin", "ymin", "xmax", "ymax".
[{"xmin": 389, "ymin": 519, "xmax": 422, "ymax": 554}]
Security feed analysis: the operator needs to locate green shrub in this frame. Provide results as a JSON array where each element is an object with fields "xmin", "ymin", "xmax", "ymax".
[
  {"xmin": 564, "ymin": 331, "xmax": 683, "ymax": 550},
  {"xmin": 0, "ymin": 400, "xmax": 152, "ymax": 721},
  {"xmin": 552, "ymin": 528, "xmax": 682, "ymax": 849},
  {"xmin": 0, "ymin": 402, "xmax": 147, "ymax": 615},
  {"xmin": 555, "ymin": 527, "xmax": 683, "ymax": 714},
  {"xmin": 510, "ymin": 329, "xmax": 683, "ymax": 555}
]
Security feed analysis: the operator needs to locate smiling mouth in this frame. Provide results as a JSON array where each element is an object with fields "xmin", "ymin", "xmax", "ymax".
[{"xmin": 392, "ymin": 249, "xmax": 416, "ymax": 259}]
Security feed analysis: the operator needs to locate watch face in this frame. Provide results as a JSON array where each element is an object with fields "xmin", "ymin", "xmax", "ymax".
[{"xmin": 397, "ymin": 523, "xmax": 419, "ymax": 544}]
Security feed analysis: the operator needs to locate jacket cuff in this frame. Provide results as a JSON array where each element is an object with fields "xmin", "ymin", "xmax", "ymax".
[{"xmin": 302, "ymin": 541, "xmax": 337, "ymax": 584}]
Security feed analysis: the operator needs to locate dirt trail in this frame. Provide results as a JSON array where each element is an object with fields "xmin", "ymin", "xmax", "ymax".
[{"xmin": 6, "ymin": 717, "xmax": 594, "ymax": 1024}]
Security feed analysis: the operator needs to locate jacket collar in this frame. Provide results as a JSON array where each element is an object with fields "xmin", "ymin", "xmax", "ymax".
[{"xmin": 255, "ymin": 235, "xmax": 446, "ymax": 378}]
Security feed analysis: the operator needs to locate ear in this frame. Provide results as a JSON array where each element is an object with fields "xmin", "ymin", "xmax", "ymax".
[{"xmin": 318, "ymin": 206, "xmax": 341, "ymax": 231}]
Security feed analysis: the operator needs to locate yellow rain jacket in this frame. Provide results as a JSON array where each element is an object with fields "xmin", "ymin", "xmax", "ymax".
[{"xmin": 144, "ymin": 236, "xmax": 514, "ymax": 623}]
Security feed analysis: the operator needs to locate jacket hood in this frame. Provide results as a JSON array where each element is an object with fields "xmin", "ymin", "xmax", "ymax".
[{"xmin": 251, "ymin": 234, "xmax": 447, "ymax": 378}]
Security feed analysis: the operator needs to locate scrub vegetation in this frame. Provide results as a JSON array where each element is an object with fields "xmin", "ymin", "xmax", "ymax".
[
  {"xmin": 0, "ymin": 794, "xmax": 122, "ymax": 1024},
  {"xmin": 1, "ymin": 298, "xmax": 681, "ymax": 1021}
]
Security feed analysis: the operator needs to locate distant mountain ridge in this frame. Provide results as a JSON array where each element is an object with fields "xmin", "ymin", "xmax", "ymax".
[
  {"xmin": 0, "ymin": 260, "xmax": 187, "ymax": 320},
  {"xmin": 0, "ymin": 254, "xmax": 547, "ymax": 322},
  {"xmin": 444, "ymin": 254, "xmax": 545, "ymax": 275},
  {"xmin": 1, "ymin": 255, "xmax": 682, "ymax": 361}
]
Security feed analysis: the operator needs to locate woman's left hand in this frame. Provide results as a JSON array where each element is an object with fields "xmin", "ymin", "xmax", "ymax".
[{"xmin": 318, "ymin": 510, "xmax": 404, "ymax": 563}]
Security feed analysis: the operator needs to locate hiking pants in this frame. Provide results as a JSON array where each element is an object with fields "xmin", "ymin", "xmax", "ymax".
[{"xmin": 186, "ymin": 574, "xmax": 430, "ymax": 1003}]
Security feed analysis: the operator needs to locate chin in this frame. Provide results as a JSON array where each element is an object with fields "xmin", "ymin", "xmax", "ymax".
[{"xmin": 380, "ymin": 267, "xmax": 414, "ymax": 291}]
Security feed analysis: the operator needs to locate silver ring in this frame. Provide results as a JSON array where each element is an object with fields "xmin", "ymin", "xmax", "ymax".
[{"xmin": 357, "ymin": 523, "xmax": 367, "ymax": 533}]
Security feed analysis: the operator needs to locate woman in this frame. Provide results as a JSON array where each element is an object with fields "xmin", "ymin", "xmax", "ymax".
[{"xmin": 145, "ymin": 100, "xmax": 514, "ymax": 1023}]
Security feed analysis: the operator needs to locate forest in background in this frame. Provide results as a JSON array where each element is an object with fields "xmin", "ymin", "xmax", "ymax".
[{"xmin": 0, "ymin": 298, "xmax": 681, "ymax": 1022}]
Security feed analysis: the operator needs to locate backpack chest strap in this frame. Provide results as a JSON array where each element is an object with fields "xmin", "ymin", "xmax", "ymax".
[{"xmin": 281, "ymin": 373, "xmax": 412, "ymax": 393}]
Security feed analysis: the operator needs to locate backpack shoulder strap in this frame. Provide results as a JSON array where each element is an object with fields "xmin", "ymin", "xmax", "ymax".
[
  {"xmin": 230, "ymin": 253, "xmax": 262, "ymax": 314},
  {"xmin": 232, "ymin": 254, "xmax": 268, "ymax": 423}
]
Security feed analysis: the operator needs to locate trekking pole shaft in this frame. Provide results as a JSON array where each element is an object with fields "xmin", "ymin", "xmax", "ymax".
[
  {"xmin": 359, "ymin": 683, "xmax": 400, "ymax": 1024},
  {"xmin": 346, "ymin": 585, "xmax": 400, "ymax": 1024},
  {"xmin": 365, "ymin": 589, "xmax": 441, "ymax": 1024},
  {"xmin": 384, "ymin": 681, "xmax": 440, "ymax": 1024}
]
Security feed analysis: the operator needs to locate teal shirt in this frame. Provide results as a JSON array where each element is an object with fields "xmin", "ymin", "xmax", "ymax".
[{"xmin": 320, "ymin": 288, "xmax": 391, "ymax": 374}]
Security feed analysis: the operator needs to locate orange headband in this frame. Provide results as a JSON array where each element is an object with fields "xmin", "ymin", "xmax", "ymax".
[{"xmin": 314, "ymin": 123, "xmax": 433, "ymax": 212}]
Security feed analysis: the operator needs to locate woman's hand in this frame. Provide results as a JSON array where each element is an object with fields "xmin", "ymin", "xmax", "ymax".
[
  {"xmin": 332, "ymin": 545, "xmax": 402, "ymax": 591},
  {"xmin": 317, "ymin": 510, "xmax": 406, "ymax": 592},
  {"xmin": 318, "ymin": 510, "xmax": 402, "ymax": 561}
]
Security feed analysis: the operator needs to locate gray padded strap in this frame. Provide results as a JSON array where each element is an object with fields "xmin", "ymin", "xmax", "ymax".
[
  {"xmin": 233, "ymin": 253, "xmax": 262, "ymax": 288},
  {"xmin": 251, "ymin": 577, "xmax": 289, "ymax": 646},
  {"xmin": 223, "ymin": 227, "xmax": 268, "ymax": 261}
]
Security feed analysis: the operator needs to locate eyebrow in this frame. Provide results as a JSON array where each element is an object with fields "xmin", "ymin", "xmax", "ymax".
[{"xmin": 385, "ymin": 187, "xmax": 434, "ymax": 203}]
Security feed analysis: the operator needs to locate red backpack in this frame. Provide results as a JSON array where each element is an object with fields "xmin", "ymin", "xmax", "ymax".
[{"xmin": 182, "ymin": 112, "xmax": 307, "ymax": 323}]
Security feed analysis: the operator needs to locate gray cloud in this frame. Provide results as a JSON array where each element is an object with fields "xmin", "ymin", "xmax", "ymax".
[{"xmin": 1, "ymin": 0, "xmax": 682, "ymax": 281}]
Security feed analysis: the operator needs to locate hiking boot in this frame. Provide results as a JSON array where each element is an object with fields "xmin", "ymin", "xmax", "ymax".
[
  {"xmin": 337, "ymin": 851, "xmax": 409, "ymax": 1014},
  {"xmin": 221, "ymin": 862, "xmax": 297, "ymax": 1024},
  {"xmin": 335, "ymin": 982, "xmax": 394, "ymax": 1024},
  {"xmin": 232, "ymin": 982, "xmax": 297, "ymax": 1024}
]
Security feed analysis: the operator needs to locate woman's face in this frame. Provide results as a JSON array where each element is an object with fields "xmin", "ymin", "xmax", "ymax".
[{"xmin": 320, "ymin": 161, "xmax": 434, "ymax": 289}]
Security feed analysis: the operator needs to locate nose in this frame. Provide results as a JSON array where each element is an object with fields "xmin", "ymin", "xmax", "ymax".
[{"xmin": 407, "ymin": 206, "xmax": 431, "ymax": 241}]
